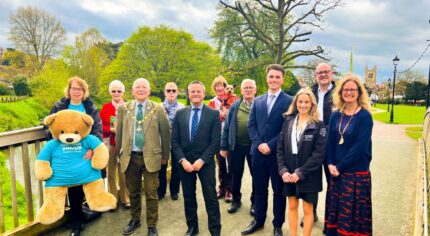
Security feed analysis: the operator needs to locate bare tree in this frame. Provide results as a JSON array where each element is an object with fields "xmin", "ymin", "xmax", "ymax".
[
  {"xmin": 9, "ymin": 6, "xmax": 66, "ymax": 71},
  {"xmin": 219, "ymin": 0, "xmax": 342, "ymax": 68}
]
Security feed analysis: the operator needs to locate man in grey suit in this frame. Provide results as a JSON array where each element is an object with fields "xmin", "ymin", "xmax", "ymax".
[
  {"xmin": 116, "ymin": 78, "xmax": 171, "ymax": 236},
  {"xmin": 171, "ymin": 80, "xmax": 221, "ymax": 236}
]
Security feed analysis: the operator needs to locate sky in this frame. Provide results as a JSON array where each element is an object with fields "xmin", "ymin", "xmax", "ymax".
[{"xmin": 0, "ymin": 0, "xmax": 429, "ymax": 83}]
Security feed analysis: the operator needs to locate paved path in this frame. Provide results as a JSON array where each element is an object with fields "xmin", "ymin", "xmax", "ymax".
[{"xmin": 46, "ymin": 121, "xmax": 418, "ymax": 236}]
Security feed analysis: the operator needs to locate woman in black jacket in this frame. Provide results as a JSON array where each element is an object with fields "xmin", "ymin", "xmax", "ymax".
[
  {"xmin": 43, "ymin": 76, "xmax": 102, "ymax": 236},
  {"xmin": 276, "ymin": 87, "xmax": 327, "ymax": 236}
]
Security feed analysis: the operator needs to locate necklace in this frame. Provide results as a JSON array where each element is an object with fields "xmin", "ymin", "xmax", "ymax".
[
  {"xmin": 338, "ymin": 106, "xmax": 359, "ymax": 144},
  {"xmin": 124, "ymin": 103, "xmax": 157, "ymax": 132}
]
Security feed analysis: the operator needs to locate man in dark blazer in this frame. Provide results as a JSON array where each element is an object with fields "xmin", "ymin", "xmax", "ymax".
[
  {"xmin": 171, "ymin": 80, "xmax": 221, "ymax": 236},
  {"xmin": 241, "ymin": 64, "xmax": 292, "ymax": 236}
]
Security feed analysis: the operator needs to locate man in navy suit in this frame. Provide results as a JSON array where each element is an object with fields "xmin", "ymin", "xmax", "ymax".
[
  {"xmin": 241, "ymin": 64, "xmax": 292, "ymax": 236},
  {"xmin": 171, "ymin": 81, "xmax": 221, "ymax": 236}
]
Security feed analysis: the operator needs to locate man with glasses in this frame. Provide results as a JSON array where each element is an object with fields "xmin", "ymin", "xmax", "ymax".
[
  {"xmin": 116, "ymin": 78, "xmax": 171, "ymax": 236},
  {"xmin": 301, "ymin": 62, "xmax": 336, "ymax": 227},
  {"xmin": 158, "ymin": 82, "xmax": 185, "ymax": 201},
  {"xmin": 220, "ymin": 79, "xmax": 257, "ymax": 215}
]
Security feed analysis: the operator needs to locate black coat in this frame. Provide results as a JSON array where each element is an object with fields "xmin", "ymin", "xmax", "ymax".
[
  {"xmin": 276, "ymin": 114, "xmax": 327, "ymax": 193},
  {"xmin": 43, "ymin": 97, "xmax": 103, "ymax": 141},
  {"xmin": 171, "ymin": 105, "xmax": 221, "ymax": 164},
  {"xmin": 312, "ymin": 82, "xmax": 335, "ymax": 126}
]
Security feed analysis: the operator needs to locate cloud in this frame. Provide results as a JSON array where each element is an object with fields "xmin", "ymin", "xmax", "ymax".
[{"xmin": 0, "ymin": 0, "xmax": 428, "ymax": 83}]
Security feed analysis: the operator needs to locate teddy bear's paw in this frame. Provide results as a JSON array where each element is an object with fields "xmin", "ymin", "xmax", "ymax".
[
  {"xmin": 37, "ymin": 204, "xmax": 65, "ymax": 225},
  {"xmin": 87, "ymin": 192, "xmax": 117, "ymax": 212}
]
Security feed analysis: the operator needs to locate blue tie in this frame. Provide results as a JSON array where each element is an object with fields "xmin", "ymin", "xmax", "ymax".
[{"xmin": 191, "ymin": 108, "xmax": 199, "ymax": 142}]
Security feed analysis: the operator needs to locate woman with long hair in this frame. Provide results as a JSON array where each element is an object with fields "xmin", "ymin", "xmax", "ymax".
[
  {"xmin": 276, "ymin": 87, "xmax": 326, "ymax": 236},
  {"xmin": 324, "ymin": 73, "xmax": 373, "ymax": 236}
]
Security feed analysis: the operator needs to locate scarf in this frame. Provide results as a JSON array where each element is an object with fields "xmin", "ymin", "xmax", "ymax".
[
  {"xmin": 163, "ymin": 99, "xmax": 179, "ymax": 126},
  {"xmin": 111, "ymin": 99, "xmax": 125, "ymax": 116}
]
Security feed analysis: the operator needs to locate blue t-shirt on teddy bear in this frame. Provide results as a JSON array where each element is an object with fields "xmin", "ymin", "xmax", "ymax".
[{"xmin": 37, "ymin": 134, "xmax": 102, "ymax": 187}]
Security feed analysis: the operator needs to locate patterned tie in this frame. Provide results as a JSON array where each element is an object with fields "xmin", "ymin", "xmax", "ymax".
[
  {"xmin": 135, "ymin": 104, "xmax": 144, "ymax": 148},
  {"xmin": 191, "ymin": 108, "xmax": 199, "ymax": 142},
  {"xmin": 267, "ymin": 94, "xmax": 276, "ymax": 114}
]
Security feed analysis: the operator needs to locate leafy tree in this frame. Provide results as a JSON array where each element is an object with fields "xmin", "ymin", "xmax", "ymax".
[
  {"xmin": 405, "ymin": 81, "xmax": 426, "ymax": 104},
  {"xmin": 9, "ymin": 6, "xmax": 66, "ymax": 71},
  {"xmin": 97, "ymin": 41, "xmax": 123, "ymax": 61},
  {"xmin": 29, "ymin": 60, "xmax": 71, "ymax": 108},
  {"xmin": 396, "ymin": 70, "xmax": 426, "ymax": 101},
  {"xmin": 99, "ymin": 25, "xmax": 221, "ymax": 100},
  {"xmin": 218, "ymin": 0, "xmax": 342, "ymax": 68},
  {"xmin": 62, "ymin": 28, "xmax": 111, "ymax": 97},
  {"xmin": 12, "ymin": 76, "xmax": 31, "ymax": 96},
  {"xmin": 2, "ymin": 50, "xmax": 27, "ymax": 67},
  {"xmin": 0, "ymin": 84, "xmax": 13, "ymax": 95}
]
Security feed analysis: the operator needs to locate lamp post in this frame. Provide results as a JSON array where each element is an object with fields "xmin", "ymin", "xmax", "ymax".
[
  {"xmin": 390, "ymin": 55, "xmax": 400, "ymax": 123},
  {"xmin": 387, "ymin": 78, "xmax": 391, "ymax": 112}
]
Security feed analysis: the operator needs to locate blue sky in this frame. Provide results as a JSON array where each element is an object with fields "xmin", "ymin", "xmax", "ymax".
[{"xmin": 0, "ymin": 0, "xmax": 429, "ymax": 83}]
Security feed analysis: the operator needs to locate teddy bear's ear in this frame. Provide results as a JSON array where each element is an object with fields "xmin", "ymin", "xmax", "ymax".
[
  {"xmin": 44, "ymin": 113, "xmax": 57, "ymax": 126},
  {"xmin": 81, "ymin": 113, "xmax": 94, "ymax": 127}
]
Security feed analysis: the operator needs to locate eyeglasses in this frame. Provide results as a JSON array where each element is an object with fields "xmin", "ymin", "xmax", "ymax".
[
  {"xmin": 242, "ymin": 86, "xmax": 255, "ymax": 90},
  {"xmin": 70, "ymin": 87, "xmax": 83, "ymax": 92},
  {"xmin": 316, "ymin": 70, "xmax": 331, "ymax": 75},
  {"xmin": 111, "ymin": 90, "xmax": 122, "ymax": 93},
  {"xmin": 166, "ymin": 89, "xmax": 177, "ymax": 93},
  {"xmin": 342, "ymin": 88, "xmax": 358, "ymax": 93}
]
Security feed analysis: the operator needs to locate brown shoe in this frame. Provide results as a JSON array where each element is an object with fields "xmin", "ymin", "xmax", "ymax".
[
  {"xmin": 216, "ymin": 189, "xmax": 225, "ymax": 199},
  {"xmin": 224, "ymin": 191, "xmax": 232, "ymax": 203}
]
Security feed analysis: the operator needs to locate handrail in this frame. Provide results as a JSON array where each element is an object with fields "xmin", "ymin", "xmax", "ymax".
[{"xmin": 0, "ymin": 126, "xmax": 53, "ymax": 235}]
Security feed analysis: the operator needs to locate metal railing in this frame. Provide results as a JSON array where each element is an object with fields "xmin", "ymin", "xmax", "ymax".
[{"xmin": 420, "ymin": 109, "xmax": 430, "ymax": 236}]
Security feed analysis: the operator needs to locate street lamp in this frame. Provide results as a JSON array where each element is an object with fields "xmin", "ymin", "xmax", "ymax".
[
  {"xmin": 387, "ymin": 78, "xmax": 391, "ymax": 112},
  {"xmin": 390, "ymin": 55, "xmax": 400, "ymax": 123}
]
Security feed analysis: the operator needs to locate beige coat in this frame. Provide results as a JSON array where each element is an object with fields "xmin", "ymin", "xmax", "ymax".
[{"xmin": 116, "ymin": 100, "xmax": 171, "ymax": 173}]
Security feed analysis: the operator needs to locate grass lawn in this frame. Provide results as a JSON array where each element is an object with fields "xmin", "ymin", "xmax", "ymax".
[
  {"xmin": 405, "ymin": 126, "xmax": 423, "ymax": 140},
  {"xmin": 372, "ymin": 103, "xmax": 426, "ymax": 124}
]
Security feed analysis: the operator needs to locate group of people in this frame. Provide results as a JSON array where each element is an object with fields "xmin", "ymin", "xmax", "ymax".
[{"xmin": 42, "ymin": 62, "xmax": 373, "ymax": 236}]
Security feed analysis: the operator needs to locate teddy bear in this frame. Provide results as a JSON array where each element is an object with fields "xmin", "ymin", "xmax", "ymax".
[{"xmin": 35, "ymin": 109, "xmax": 117, "ymax": 225}]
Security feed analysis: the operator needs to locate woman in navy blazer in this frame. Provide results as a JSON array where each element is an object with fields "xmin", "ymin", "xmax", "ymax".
[{"xmin": 276, "ymin": 88, "xmax": 326, "ymax": 236}]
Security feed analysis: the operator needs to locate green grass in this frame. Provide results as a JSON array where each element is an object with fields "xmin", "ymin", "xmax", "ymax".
[
  {"xmin": 0, "ymin": 98, "xmax": 49, "ymax": 132},
  {"xmin": 372, "ymin": 103, "xmax": 426, "ymax": 124},
  {"xmin": 405, "ymin": 126, "xmax": 423, "ymax": 140}
]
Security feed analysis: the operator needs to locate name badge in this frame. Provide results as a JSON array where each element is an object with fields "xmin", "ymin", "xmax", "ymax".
[{"xmin": 304, "ymin": 134, "xmax": 313, "ymax": 141}]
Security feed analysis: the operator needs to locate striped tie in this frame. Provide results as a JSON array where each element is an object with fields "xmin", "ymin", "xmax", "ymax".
[
  {"xmin": 191, "ymin": 108, "xmax": 199, "ymax": 142},
  {"xmin": 134, "ymin": 104, "xmax": 144, "ymax": 148}
]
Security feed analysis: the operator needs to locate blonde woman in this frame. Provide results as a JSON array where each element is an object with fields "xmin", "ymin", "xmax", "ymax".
[
  {"xmin": 276, "ymin": 87, "xmax": 326, "ymax": 236},
  {"xmin": 324, "ymin": 73, "xmax": 373, "ymax": 236}
]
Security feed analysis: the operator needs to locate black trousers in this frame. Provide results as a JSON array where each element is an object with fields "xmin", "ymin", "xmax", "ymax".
[
  {"xmin": 228, "ymin": 144, "xmax": 255, "ymax": 204},
  {"xmin": 179, "ymin": 161, "xmax": 221, "ymax": 235},
  {"xmin": 68, "ymin": 185, "xmax": 84, "ymax": 229},
  {"xmin": 158, "ymin": 151, "xmax": 181, "ymax": 197},
  {"xmin": 216, "ymin": 152, "xmax": 231, "ymax": 191},
  {"xmin": 314, "ymin": 162, "xmax": 330, "ymax": 216},
  {"xmin": 170, "ymin": 154, "xmax": 181, "ymax": 195}
]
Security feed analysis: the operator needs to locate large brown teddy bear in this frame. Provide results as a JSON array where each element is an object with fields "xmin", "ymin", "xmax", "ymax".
[{"xmin": 35, "ymin": 110, "xmax": 117, "ymax": 225}]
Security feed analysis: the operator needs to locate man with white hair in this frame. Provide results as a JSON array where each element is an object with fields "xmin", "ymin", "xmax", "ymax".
[
  {"xmin": 116, "ymin": 78, "xmax": 171, "ymax": 236},
  {"xmin": 220, "ymin": 79, "xmax": 257, "ymax": 214}
]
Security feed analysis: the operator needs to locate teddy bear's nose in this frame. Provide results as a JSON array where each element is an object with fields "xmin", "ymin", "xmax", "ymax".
[{"xmin": 66, "ymin": 138, "xmax": 74, "ymax": 143}]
